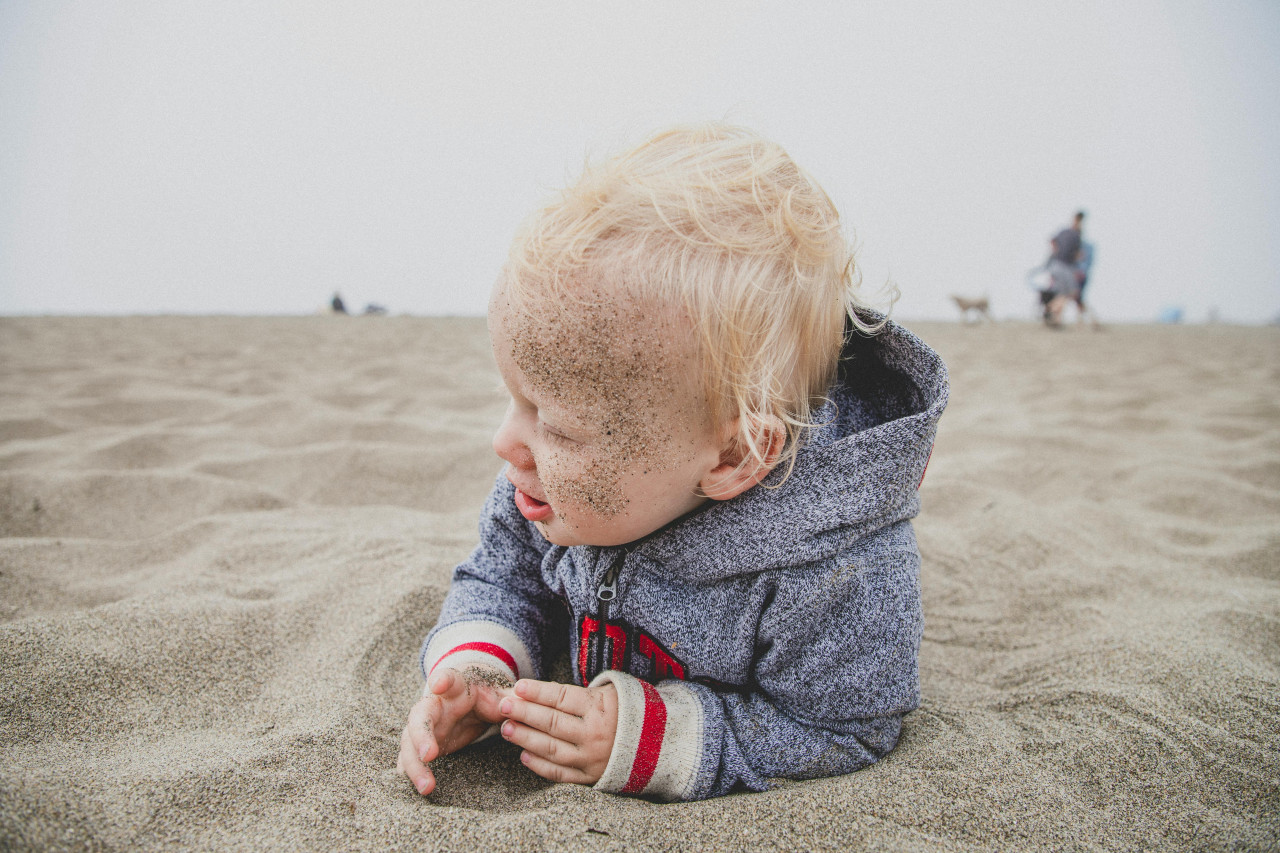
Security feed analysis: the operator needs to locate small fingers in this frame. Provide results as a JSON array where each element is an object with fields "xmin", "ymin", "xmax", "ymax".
[
  {"xmin": 430, "ymin": 666, "xmax": 511, "ymax": 723},
  {"xmin": 500, "ymin": 718, "xmax": 580, "ymax": 764},
  {"xmin": 427, "ymin": 668, "xmax": 461, "ymax": 698},
  {"xmin": 518, "ymin": 748, "xmax": 596, "ymax": 785},
  {"xmin": 407, "ymin": 697, "xmax": 442, "ymax": 764},
  {"xmin": 472, "ymin": 682, "xmax": 513, "ymax": 723},
  {"xmin": 398, "ymin": 724, "xmax": 437, "ymax": 796},
  {"xmin": 500, "ymin": 693, "xmax": 581, "ymax": 742},
  {"xmin": 513, "ymin": 678, "xmax": 592, "ymax": 716}
]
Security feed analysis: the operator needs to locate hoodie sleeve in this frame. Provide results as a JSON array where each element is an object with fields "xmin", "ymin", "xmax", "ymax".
[
  {"xmin": 590, "ymin": 536, "xmax": 923, "ymax": 801},
  {"xmin": 419, "ymin": 476, "xmax": 562, "ymax": 686}
]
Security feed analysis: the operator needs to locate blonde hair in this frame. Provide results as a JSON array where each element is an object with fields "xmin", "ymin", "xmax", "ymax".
[{"xmin": 503, "ymin": 122, "xmax": 891, "ymax": 480}]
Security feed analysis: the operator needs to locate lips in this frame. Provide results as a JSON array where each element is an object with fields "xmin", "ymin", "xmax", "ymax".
[{"xmin": 513, "ymin": 487, "xmax": 554, "ymax": 522}]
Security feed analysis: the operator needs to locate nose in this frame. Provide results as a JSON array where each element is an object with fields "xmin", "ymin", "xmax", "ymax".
[{"xmin": 492, "ymin": 405, "xmax": 535, "ymax": 470}]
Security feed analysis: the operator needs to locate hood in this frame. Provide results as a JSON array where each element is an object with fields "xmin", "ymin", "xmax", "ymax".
[{"xmin": 634, "ymin": 318, "xmax": 949, "ymax": 580}]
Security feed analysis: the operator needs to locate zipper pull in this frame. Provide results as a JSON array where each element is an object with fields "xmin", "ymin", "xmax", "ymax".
[
  {"xmin": 591, "ymin": 557, "xmax": 624, "ymax": 681},
  {"xmin": 597, "ymin": 561, "xmax": 620, "ymax": 602}
]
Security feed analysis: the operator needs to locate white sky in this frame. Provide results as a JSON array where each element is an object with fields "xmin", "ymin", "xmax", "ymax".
[{"xmin": 2, "ymin": 1, "xmax": 1278, "ymax": 322}]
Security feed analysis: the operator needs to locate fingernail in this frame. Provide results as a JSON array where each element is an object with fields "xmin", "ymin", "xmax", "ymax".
[
  {"xmin": 416, "ymin": 776, "xmax": 430, "ymax": 795},
  {"xmin": 499, "ymin": 698, "xmax": 513, "ymax": 715},
  {"xmin": 501, "ymin": 721, "xmax": 514, "ymax": 738}
]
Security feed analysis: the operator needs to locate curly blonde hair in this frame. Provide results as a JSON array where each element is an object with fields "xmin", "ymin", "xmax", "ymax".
[{"xmin": 502, "ymin": 122, "xmax": 892, "ymax": 480}]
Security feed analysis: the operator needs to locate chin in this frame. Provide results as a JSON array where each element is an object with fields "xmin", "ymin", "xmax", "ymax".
[
  {"xmin": 534, "ymin": 521, "xmax": 578, "ymax": 547},
  {"xmin": 536, "ymin": 519, "xmax": 629, "ymax": 549}
]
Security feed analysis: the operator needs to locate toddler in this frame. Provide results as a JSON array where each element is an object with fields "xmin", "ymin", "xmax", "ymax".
[{"xmin": 397, "ymin": 123, "xmax": 948, "ymax": 801}]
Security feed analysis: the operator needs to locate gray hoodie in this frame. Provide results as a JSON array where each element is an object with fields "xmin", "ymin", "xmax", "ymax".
[{"xmin": 420, "ymin": 319, "xmax": 948, "ymax": 800}]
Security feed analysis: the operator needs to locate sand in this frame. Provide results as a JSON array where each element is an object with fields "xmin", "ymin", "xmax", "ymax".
[{"xmin": 1, "ymin": 315, "xmax": 1277, "ymax": 851}]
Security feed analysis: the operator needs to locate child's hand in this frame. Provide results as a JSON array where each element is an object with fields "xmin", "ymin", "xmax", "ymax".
[
  {"xmin": 397, "ymin": 666, "xmax": 512, "ymax": 796},
  {"xmin": 497, "ymin": 678, "xmax": 618, "ymax": 785}
]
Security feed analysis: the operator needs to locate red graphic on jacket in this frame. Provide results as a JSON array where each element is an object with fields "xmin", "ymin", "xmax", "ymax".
[{"xmin": 579, "ymin": 615, "xmax": 686, "ymax": 684}]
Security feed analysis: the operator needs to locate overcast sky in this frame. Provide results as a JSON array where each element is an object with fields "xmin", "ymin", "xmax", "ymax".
[{"xmin": 2, "ymin": 1, "xmax": 1278, "ymax": 322}]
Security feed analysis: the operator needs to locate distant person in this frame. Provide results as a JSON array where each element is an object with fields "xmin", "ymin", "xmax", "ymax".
[
  {"xmin": 1043, "ymin": 211, "xmax": 1084, "ymax": 326},
  {"xmin": 1071, "ymin": 240, "xmax": 1101, "ymax": 328},
  {"xmin": 331, "ymin": 293, "xmax": 348, "ymax": 315},
  {"xmin": 1075, "ymin": 241, "xmax": 1093, "ymax": 298}
]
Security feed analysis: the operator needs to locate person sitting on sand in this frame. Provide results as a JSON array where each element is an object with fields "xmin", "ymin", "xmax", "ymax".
[{"xmin": 397, "ymin": 123, "xmax": 949, "ymax": 801}]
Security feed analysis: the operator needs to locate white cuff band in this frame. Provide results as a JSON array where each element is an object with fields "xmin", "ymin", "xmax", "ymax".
[
  {"xmin": 590, "ymin": 671, "xmax": 703, "ymax": 801},
  {"xmin": 421, "ymin": 620, "xmax": 535, "ymax": 684}
]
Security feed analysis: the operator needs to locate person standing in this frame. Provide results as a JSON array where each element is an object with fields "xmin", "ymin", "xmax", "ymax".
[
  {"xmin": 1072, "ymin": 239, "xmax": 1101, "ymax": 328},
  {"xmin": 1044, "ymin": 211, "xmax": 1084, "ymax": 326}
]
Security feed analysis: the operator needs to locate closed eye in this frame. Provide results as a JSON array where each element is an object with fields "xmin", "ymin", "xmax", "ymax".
[{"xmin": 540, "ymin": 423, "xmax": 579, "ymax": 445}]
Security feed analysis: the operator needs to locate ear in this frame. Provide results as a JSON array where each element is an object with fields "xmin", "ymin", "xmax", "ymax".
[{"xmin": 699, "ymin": 416, "xmax": 787, "ymax": 502}]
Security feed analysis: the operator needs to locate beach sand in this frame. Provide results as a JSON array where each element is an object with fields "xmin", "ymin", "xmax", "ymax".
[{"xmin": 2, "ymin": 316, "xmax": 1277, "ymax": 851}]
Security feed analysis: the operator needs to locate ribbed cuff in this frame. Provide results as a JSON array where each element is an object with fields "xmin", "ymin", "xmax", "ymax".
[
  {"xmin": 421, "ymin": 620, "xmax": 534, "ymax": 684},
  {"xmin": 590, "ymin": 671, "xmax": 703, "ymax": 801}
]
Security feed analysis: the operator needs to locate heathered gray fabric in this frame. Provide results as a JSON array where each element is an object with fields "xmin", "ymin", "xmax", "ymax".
[{"xmin": 421, "ymin": 318, "xmax": 949, "ymax": 800}]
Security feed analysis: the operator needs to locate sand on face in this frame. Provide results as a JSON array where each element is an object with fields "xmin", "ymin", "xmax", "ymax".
[
  {"xmin": 504, "ymin": 295, "xmax": 683, "ymax": 519},
  {"xmin": 493, "ymin": 285, "xmax": 717, "ymax": 545},
  {"xmin": 1, "ymin": 316, "xmax": 1277, "ymax": 851}
]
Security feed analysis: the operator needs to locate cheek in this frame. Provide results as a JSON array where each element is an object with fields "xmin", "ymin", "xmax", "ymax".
[{"xmin": 537, "ymin": 444, "xmax": 628, "ymax": 522}]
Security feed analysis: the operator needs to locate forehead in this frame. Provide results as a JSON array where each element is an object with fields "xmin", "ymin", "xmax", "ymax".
[{"xmin": 490, "ymin": 284, "xmax": 705, "ymax": 431}]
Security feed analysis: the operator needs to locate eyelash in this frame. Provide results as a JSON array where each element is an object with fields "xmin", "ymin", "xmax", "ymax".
[{"xmin": 541, "ymin": 424, "xmax": 575, "ymax": 445}]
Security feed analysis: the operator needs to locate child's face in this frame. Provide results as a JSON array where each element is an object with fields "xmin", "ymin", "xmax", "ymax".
[{"xmin": 488, "ymin": 285, "xmax": 724, "ymax": 548}]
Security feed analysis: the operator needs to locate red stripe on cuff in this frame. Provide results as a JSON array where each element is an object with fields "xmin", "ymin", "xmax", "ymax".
[
  {"xmin": 429, "ymin": 642, "xmax": 519, "ymax": 678},
  {"xmin": 621, "ymin": 681, "xmax": 667, "ymax": 795}
]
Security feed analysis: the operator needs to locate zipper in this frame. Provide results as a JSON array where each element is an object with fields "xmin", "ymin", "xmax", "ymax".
[{"xmin": 591, "ymin": 553, "xmax": 624, "ymax": 679}]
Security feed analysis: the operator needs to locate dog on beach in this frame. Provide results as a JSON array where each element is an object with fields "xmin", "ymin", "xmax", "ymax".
[{"xmin": 951, "ymin": 294, "xmax": 993, "ymax": 323}]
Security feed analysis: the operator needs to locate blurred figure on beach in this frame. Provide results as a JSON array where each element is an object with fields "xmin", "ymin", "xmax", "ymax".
[
  {"xmin": 1070, "ymin": 239, "xmax": 1101, "ymax": 328},
  {"xmin": 1037, "ymin": 211, "xmax": 1096, "ymax": 328},
  {"xmin": 330, "ymin": 292, "xmax": 349, "ymax": 315}
]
